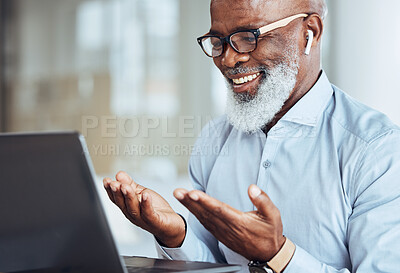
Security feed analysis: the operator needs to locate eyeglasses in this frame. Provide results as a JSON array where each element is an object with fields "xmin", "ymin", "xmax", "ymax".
[{"xmin": 197, "ymin": 13, "xmax": 308, "ymax": 58}]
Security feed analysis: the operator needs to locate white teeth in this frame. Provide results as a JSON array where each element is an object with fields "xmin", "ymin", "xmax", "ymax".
[{"xmin": 232, "ymin": 73, "xmax": 261, "ymax": 85}]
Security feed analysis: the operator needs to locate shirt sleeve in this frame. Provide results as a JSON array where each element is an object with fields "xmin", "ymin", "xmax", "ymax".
[
  {"xmin": 285, "ymin": 129, "xmax": 400, "ymax": 273},
  {"xmin": 155, "ymin": 212, "xmax": 226, "ymax": 263}
]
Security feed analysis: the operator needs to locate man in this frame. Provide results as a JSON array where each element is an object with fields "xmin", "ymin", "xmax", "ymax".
[{"xmin": 103, "ymin": 0, "xmax": 400, "ymax": 272}]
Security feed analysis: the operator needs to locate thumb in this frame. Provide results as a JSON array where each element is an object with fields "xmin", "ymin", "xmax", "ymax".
[
  {"xmin": 248, "ymin": 184, "xmax": 276, "ymax": 217},
  {"xmin": 116, "ymin": 171, "xmax": 135, "ymax": 185}
]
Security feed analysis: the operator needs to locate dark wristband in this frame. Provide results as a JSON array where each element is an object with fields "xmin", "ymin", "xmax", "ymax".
[{"xmin": 177, "ymin": 213, "xmax": 187, "ymax": 234}]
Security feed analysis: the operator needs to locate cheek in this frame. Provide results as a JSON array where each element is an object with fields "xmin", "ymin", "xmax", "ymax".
[
  {"xmin": 256, "ymin": 36, "xmax": 282, "ymax": 53},
  {"xmin": 250, "ymin": 50, "xmax": 279, "ymax": 69},
  {"xmin": 213, "ymin": 57, "xmax": 224, "ymax": 73},
  {"xmin": 249, "ymin": 39, "xmax": 286, "ymax": 67},
  {"xmin": 253, "ymin": 33, "xmax": 299, "ymax": 65}
]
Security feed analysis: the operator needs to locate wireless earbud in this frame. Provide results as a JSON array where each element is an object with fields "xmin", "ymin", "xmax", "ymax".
[{"xmin": 305, "ymin": 30, "xmax": 314, "ymax": 55}]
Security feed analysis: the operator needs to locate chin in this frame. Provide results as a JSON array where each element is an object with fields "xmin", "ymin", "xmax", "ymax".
[{"xmin": 230, "ymin": 80, "xmax": 262, "ymax": 103}]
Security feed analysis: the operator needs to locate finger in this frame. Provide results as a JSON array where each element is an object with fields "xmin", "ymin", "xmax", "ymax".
[
  {"xmin": 116, "ymin": 171, "xmax": 135, "ymax": 185},
  {"xmin": 116, "ymin": 171, "xmax": 145, "ymax": 192},
  {"xmin": 121, "ymin": 183, "xmax": 141, "ymax": 222},
  {"xmin": 175, "ymin": 189, "xmax": 239, "ymax": 223},
  {"xmin": 173, "ymin": 188, "xmax": 189, "ymax": 201},
  {"xmin": 174, "ymin": 189, "xmax": 212, "ymax": 221},
  {"xmin": 175, "ymin": 189, "xmax": 217, "ymax": 215},
  {"xmin": 103, "ymin": 177, "xmax": 115, "ymax": 203},
  {"xmin": 110, "ymin": 181, "xmax": 127, "ymax": 212},
  {"xmin": 248, "ymin": 184, "xmax": 277, "ymax": 217},
  {"xmin": 190, "ymin": 190, "xmax": 240, "ymax": 221},
  {"xmin": 175, "ymin": 189, "xmax": 240, "ymax": 241},
  {"xmin": 139, "ymin": 190, "xmax": 158, "ymax": 225}
]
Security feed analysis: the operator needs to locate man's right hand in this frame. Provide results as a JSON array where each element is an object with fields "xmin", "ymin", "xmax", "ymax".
[{"xmin": 103, "ymin": 171, "xmax": 186, "ymax": 248}]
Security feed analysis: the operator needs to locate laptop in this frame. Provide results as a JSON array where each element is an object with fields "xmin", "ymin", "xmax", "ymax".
[{"xmin": 0, "ymin": 132, "xmax": 241, "ymax": 273}]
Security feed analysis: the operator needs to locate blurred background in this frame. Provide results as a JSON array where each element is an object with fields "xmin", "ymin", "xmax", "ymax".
[{"xmin": 1, "ymin": 0, "xmax": 399, "ymax": 258}]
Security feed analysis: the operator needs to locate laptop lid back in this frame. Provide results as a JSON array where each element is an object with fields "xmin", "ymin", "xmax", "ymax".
[{"xmin": 0, "ymin": 132, "xmax": 126, "ymax": 273}]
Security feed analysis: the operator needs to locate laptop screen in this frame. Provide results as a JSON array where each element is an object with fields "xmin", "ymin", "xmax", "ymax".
[{"xmin": 0, "ymin": 132, "xmax": 125, "ymax": 273}]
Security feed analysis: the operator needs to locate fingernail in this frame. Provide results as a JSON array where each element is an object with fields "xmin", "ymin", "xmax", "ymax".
[
  {"xmin": 121, "ymin": 187, "xmax": 127, "ymax": 195},
  {"xmin": 175, "ymin": 191, "xmax": 184, "ymax": 200},
  {"xmin": 142, "ymin": 192, "xmax": 148, "ymax": 201},
  {"xmin": 111, "ymin": 185, "xmax": 117, "ymax": 192},
  {"xmin": 189, "ymin": 192, "xmax": 199, "ymax": 201},
  {"xmin": 250, "ymin": 185, "xmax": 261, "ymax": 198}
]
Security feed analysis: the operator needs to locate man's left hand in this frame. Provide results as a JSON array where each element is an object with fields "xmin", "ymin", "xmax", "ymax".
[{"xmin": 174, "ymin": 184, "xmax": 285, "ymax": 262}]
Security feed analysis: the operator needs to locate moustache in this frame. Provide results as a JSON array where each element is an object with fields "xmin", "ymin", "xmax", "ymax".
[{"xmin": 224, "ymin": 66, "xmax": 268, "ymax": 78}]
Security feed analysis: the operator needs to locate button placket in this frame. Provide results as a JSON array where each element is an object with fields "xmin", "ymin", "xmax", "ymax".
[
  {"xmin": 254, "ymin": 138, "xmax": 277, "ymax": 211},
  {"xmin": 262, "ymin": 160, "xmax": 271, "ymax": 168},
  {"xmin": 257, "ymin": 133, "xmax": 282, "ymax": 185}
]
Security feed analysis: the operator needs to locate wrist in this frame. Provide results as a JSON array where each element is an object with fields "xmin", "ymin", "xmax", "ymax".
[
  {"xmin": 271, "ymin": 235, "xmax": 286, "ymax": 261},
  {"xmin": 155, "ymin": 213, "xmax": 187, "ymax": 248}
]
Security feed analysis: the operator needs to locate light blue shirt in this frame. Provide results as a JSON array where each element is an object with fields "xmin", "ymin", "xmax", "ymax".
[{"xmin": 157, "ymin": 72, "xmax": 400, "ymax": 272}]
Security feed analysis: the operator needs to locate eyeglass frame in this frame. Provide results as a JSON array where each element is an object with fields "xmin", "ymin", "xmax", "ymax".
[{"xmin": 197, "ymin": 13, "xmax": 309, "ymax": 58}]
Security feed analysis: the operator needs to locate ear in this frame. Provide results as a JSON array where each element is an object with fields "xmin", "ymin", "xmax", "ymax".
[{"xmin": 303, "ymin": 13, "xmax": 324, "ymax": 53}]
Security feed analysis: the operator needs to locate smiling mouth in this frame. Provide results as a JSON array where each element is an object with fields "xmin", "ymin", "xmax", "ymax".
[
  {"xmin": 232, "ymin": 72, "xmax": 261, "ymax": 85},
  {"xmin": 229, "ymin": 72, "xmax": 264, "ymax": 94}
]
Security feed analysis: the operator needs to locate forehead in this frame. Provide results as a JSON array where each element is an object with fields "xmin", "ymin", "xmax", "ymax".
[{"xmin": 210, "ymin": 0, "xmax": 287, "ymax": 34}]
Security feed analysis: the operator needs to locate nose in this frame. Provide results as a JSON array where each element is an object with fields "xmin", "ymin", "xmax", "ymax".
[{"xmin": 221, "ymin": 45, "xmax": 250, "ymax": 68}]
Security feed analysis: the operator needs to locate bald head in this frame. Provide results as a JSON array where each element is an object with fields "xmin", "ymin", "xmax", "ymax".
[
  {"xmin": 211, "ymin": 0, "xmax": 327, "ymax": 20},
  {"xmin": 302, "ymin": 0, "xmax": 328, "ymax": 19}
]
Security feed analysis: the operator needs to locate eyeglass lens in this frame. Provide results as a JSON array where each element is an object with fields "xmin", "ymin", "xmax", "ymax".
[
  {"xmin": 201, "ymin": 31, "xmax": 257, "ymax": 57},
  {"xmin": 201, "ymin": 37, "xmax": 223, "ymax": 57}
]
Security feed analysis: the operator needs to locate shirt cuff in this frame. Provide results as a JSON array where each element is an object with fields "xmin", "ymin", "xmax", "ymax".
[
  {"xmin": 283, "ymin": 244, "xmax": 323, "ymax": 272},
  {"xmin": 155, "ymin": 224, "xmax": 201, "ymax": 261}
]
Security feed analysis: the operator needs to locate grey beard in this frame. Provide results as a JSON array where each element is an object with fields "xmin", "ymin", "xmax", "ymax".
[{"xmin": 225, "ymin": 60, "xmax": 299, "ymax": 134}]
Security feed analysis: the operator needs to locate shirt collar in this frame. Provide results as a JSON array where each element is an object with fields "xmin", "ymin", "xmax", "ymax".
[{"xmin": 280, "ymin": 70, "xmax": 333, "ymax": 127}]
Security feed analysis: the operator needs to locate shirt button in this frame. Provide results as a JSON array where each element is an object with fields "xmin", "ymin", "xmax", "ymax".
[{"xmin": 263, "ymin": 160, "xmax": 271, "ymax": 168}]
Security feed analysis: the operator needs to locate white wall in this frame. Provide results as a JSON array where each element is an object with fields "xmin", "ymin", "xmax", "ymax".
[{"xmin": 324, "ymin": 0, "xmax": 400, "ymax": 125}]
